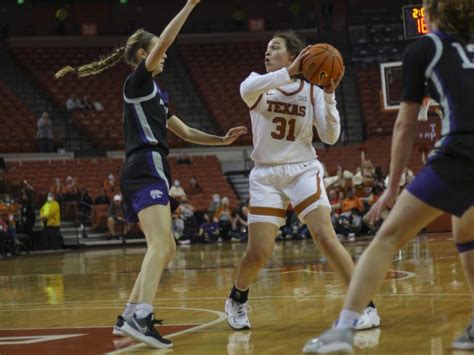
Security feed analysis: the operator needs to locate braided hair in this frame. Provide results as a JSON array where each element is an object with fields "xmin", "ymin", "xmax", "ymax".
[{"xmin": 55, "ymin": 29, "xmax": 156, "ymax": 79}]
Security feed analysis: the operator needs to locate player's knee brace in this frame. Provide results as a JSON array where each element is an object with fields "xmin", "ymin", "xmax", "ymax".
[{"xmin": 456, "ymin": 240, "xmax": 474, "ymax": 253}]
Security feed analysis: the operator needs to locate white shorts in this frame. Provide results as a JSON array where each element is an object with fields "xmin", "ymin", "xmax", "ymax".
[{"xmin": 248, "ymin": 160, "xmax": 330, "ymax": 227}]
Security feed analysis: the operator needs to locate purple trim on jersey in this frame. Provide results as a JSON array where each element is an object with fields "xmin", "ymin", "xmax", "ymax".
[
  {"xmin": 130, "ymin": 103, "xmax": 148, "ymax": 144},
  {"xmin": 406, "ymin": 163, "xmax": 474, "ymax": 217},
  {"xmin": 434, "ymin": 67, "xmax": 457, "ymax": 133},
  {"xmin": 123, "ymin": 182, "xmax": 170, "ymax": 223},
  {"xmin": 146, "ymin": 151, "xmax": 161, "ymax": 179}
]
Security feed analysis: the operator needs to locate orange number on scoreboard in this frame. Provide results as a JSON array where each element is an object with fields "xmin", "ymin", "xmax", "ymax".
[
  {"xmin": 417, "ymin": 18, "xmax": 428, "ymax": 34},
  {"xmin": 271, "ymin": 117, "xmax": 296, "ymax": 141}
]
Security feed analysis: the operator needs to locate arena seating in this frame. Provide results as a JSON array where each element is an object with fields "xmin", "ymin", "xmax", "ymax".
[
  {"xmin": 0, "ymin": 80, "xmax": 38, "ymax": 153},
  {"xmin": 349, "ymin": 23, "xmax": 407, "ymax": 64},
  {"xmin": 179, "ymin": 41, "xmax": 267, "ymax": 144},
  {"xmin": 10, "ymin": 46, "xmax": 187, "ymax": 150},
  {"xmin": 5, "ymin": 155, "xmax": 238, "ymax": 211}
]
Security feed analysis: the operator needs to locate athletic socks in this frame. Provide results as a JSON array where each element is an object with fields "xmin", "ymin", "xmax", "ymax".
[
  {"xmin": 229, "ymin": 284, "xmax": 249, "ymax": 304},
  {"xmin": 135, "ymin": 303, "xmax": 154, "ymax": 319},
  {"xmin": 335, "ymin": 310, "xmax": 362, "ymax": 330},
  {"xmin": 122, "ymin": 302, "xmax": 137, "ymax": 321}
]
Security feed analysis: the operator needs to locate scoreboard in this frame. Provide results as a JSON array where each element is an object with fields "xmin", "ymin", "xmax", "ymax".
[{"xmin": 402, "ymin": 4, "xmax": 429, "ymax": 39}]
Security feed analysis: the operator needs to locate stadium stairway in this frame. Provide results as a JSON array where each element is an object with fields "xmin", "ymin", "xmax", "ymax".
[
  {"xmin": 227, "ymin": 172, "xmax": 249, "ymax": 202},
  {"xmin": 33, "ymin": 210, "xmax": 146, "ymax": 248},
  {"xmin": 316, "ymin": 31, "xmax": 364, "ymax": 144},
  {"xmin": 163, "ymin": 47, "xmax": 217, "ymax": 134},
  {"xmin": 0, "ymin": 42, "xmax": 93, "ymax": 153},
  {"xmin": 338, "ymin": 65, "xmax": 364, "ymax": 143}
]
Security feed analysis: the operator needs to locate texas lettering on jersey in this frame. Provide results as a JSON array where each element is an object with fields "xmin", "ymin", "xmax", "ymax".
[{"xmin": 266, "ymin": 100, "xmax": 307, "ymax": 117}]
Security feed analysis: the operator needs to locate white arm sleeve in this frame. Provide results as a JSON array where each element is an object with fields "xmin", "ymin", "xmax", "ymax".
[
  {"xmin": 312, "ymin": 87, "xmax": 341, "ymax": 145},
  {"xmin": 240, "ymin": 68, "xmax": 293, "ymax": 107}
]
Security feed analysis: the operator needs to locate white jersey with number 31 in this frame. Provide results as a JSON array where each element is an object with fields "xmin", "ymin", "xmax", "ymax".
[{"xmin": 241, "ymin": 68, "xmax": 341, "ymax": 165}]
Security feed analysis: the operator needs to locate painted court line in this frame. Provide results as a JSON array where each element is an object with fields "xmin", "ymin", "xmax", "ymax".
[{"xmin": 104, "ymin": 307, "xmax": 227, "ymax": 354}]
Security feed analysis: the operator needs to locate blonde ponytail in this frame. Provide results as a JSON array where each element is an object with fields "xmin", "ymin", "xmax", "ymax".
[{"xmin": 55, "ymin": 46, "xmax": 126, "ymax": 79}]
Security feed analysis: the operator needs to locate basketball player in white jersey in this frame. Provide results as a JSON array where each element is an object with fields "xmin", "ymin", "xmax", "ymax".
[{"xmin": 225, "ymin": 31, "xmax": 380, "ymax": 331}]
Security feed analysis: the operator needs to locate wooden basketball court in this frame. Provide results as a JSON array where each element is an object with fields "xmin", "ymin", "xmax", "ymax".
[{"xmin": 0, "ymin": 234, "xmax": 470, "ymax": 354}]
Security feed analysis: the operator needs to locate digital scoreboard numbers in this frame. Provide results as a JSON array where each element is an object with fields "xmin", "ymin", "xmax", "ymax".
[{"xmin": 403, "ymin": 5, "xmax": 429, "ymax": 39}]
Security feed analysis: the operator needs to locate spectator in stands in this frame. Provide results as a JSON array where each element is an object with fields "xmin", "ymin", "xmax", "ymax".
[
  {"xmin": 93, "ymin": 99, "xmax": 104, "ymax": 112},
  {"xmin": 37, "ymin": 112, "xmax": 53, "ymax": 153},
  {"xmin": 208, "ymin": 193, "xmax": 221, "ymax": 213},
  {"xmin": 95, "ymin": 187, "xmax": 111, "ymax": 205},
  {"xmin": 103, "ymin": 173, "xmax": 116, "ymax": 196},
  {"xmin": 66, "ymin": 94, "xmax": 84, "ymax": 111},
  {"xmin": 50, "ymin": 178, "xmax": 65, "ymax": 202},
  {"xmin": 373, "ymin": 166, "xmax": 385, "ymax": 189},
  {"xmin": 177, "ymin": 153, "xmax": 192, "ymax": 165},
  {"xmin": 197, "ymin": 213, "xmax": 220, "ymax": 243},
  {"xmin": 172, "ymin": 212, "xmax": 185, "ymax": 242},
  {"xmin": 0, "ymin": 217, "xmax": 9, "ymax": 256},
  {"xmin": 19, "ymin": 193, "xmax": 35, "ymax": 237},
  {"xmin": 323, "ymin": 164, "xmax": 340, "ymax": 189},
  {"xmin": 231, "ymin": 3, "xmax": 247, "ymax": 31},
  {"xmin": 352, "ymin": 174, "xmax": 366, "ymax": 198},
  {"xmin": 176, "ymin": 196, "xmax": 196, "ymax": 244},
  {"xmin": 169, "ymin": 179, "xmax": 186, "ymax": 199},
  {"xmin": 78, "ymin": 189, "xmax": 93, "ymax": 227},
  {"xmin": 39, "ymin": 193, "xmax": 61, "ymax": 249},
  {"xmin": 81, "ymin": 95, "xmax": 94, "ymax": 110},
  {"xmin": 341, "ymin": 170, "xmax": 354, "ymax": 191},
  {"xmin": 107, "ymin": 194, "xmax": 129, "ymax": 240},
  {"xmin": 328, "ymin": 189, "xmax": 342, "ymax": 215},
  {"xmin": 187, "ymin": 176, "xmax": 203, "ymax": 195},
  {"xmin": 55, "ymin": 6, "xmax": 69, "ymax": 35},
  {"xmin": 214, "ymin": 196, "xmax": 232, "ymax": 239},
  {"xmin": 367, "ymin": 185, "xmax": 383, "ymax": 207},
  {"xmin": 384, "ymin": 167, "xmax": 414, "ymax": 189},
  {"xmin": 281, "ymin": 211, "xmax": 308, "ymax": 241},
  {"xmin": 63, "ymin": 176, "xmax": 79, "ymax": 202},
  {"xmin": 229, "ymin": 205, "xmax": 249, "ymax": 243},
  {"xmin": 341, "ymin": 188, "xmax": 364, "ymax": 214},
  {"xmin": 401, "ymin": 167, "xmax": 414, "ymax": 188}
]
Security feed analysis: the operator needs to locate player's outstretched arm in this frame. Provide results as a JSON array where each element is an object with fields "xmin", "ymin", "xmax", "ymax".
[
  {"xmin": 146, "ymin": 0, "xmax": 201, "ymax": 72},
  {"xmin": 366, "ymin": 101, "xmax": 419, "ymax": 223},
  {"xmin": 167, "ymin": 115, "xmax": 248, "ymax": 145}
]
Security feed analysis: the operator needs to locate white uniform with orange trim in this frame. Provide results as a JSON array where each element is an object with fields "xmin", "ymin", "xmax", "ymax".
[{"xmin": 241, "ymin": 68, "xmax": 341, "ymax": 227}]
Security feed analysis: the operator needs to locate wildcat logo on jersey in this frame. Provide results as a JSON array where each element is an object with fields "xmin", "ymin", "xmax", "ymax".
[
  {"xmin": 150, "ymin": 190, "xmax": 163, "ymax": 199},
  {"xmin": 266, "ymin": 100, "xmax": 306, "ymax": 117}
]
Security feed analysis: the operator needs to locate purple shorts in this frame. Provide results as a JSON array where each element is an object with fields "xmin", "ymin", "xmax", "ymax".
[
  {"xmin": 120, "ymin": 149, "xmax": 179, "ymax": 223},
  {"xmin": 406, "ymin": 159, "xmax": 474, "ymax": 217}
]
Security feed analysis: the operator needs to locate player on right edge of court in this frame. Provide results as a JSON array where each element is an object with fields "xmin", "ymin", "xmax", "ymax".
[{"xmin": 303, "ymin": 0, "xmax": 474, "ymax": 353}]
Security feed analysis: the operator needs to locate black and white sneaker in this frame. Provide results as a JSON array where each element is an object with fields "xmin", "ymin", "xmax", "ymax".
[
  {"xmin": 121, "ymin": 313, "xmax": 172, "ymax": 349},
  {"xmin": 112, "ymin": 315, "xmax": 126, "ymax": 336}
]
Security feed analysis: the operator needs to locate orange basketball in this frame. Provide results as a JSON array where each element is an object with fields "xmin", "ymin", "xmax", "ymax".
[{"xmin": 301, "ymin": 43, "xmax": 344, "ymax": 87}]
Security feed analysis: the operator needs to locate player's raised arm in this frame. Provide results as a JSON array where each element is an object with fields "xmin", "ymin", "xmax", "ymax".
[
  {"xmin": 145, "ymin": 0, "xmax": 201, "ymax": 72},
  {"xmin": 311, "ymin": 69, "xmax": 344, "ymax": 145},
  {"xmin": 240, "ymin": 45, "xmax": 311, "ymax": 107}
]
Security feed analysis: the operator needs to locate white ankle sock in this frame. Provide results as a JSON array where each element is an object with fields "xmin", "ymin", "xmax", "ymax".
[
  {"xmin": 135, "ymin": 303, "xmax": 153, "ymax": 319},
  {"xmin": 335, "ymin": 310, "xmax": 361, "ymax": 330},
  {"xmin": 122, "ymin": 302, "xmax": 136, "ymax": 320}
]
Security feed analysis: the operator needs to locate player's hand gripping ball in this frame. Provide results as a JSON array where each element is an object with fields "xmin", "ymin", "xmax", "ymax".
[{"xmin": 301, "ymin": 43, "xmax": 344, "ymax": 87}]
